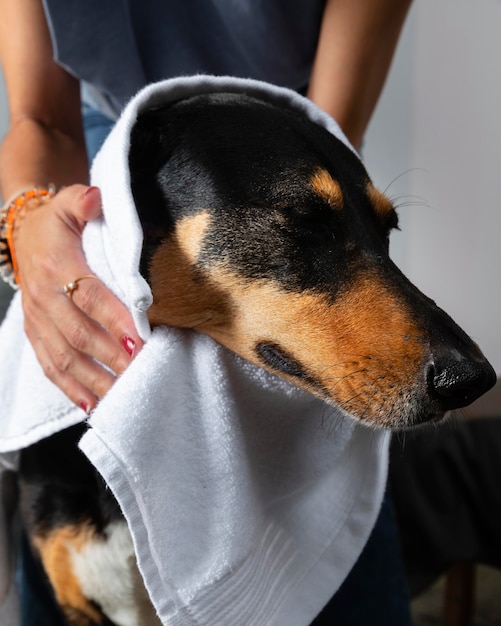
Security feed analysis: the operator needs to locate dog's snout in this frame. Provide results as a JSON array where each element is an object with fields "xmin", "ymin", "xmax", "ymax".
[{"xmin": 426, "ymin": 350, "xmax": 496, "ymax": 412}]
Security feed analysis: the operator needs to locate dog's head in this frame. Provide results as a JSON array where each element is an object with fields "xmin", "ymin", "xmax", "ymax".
[{"xmin": 129, "ymin": 92, "xmax": 496, "ymax": 429}]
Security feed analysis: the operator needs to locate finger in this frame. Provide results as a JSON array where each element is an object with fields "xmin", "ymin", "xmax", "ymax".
[
  {"xmin": 62, "ymin": 271, "xmax": 144, "ymax": 365},
  {"xmin": 26, "ymin": 280, "xmax": 135, "ymax": 379},
  {"xmin": 75, "ymin": 185, "xmax": 103, "ymax": 222},
  {"xmin": 25, "ymin": 302, "xmax": 118, "ymax": 394},
  {"xmin": 25, "ymin": 324, "xmax": 104, "ymax": 414},
  {"xmin": 54, "ymin": 185, "xmax": 103, "ymax": 234},
  {"xmin": 45, "ymin": 340, "xmax": 117, "ymax": 401},
  {"xmin": 57, "ymin": 287, "xmax": 136, "ymax": 376},
  {"xmin": 24, "ymin": 289, "xmax": 121, "ymax": 398}
]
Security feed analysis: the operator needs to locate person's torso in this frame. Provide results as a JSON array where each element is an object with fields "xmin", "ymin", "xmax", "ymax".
[{"xmin": 42, "ymin": 0, "xmax": 326, "ymax": 118}]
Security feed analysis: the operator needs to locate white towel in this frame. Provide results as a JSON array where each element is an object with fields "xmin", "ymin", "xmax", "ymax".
[{"xmin": 0, "ymin": 76, "xmax": 389, "ymax": 625}]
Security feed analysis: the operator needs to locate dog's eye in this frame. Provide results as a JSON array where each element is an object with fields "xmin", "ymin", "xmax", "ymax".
[{"xmin": 256, "ymin": 342, "xmax": 307, "ymax": 379}]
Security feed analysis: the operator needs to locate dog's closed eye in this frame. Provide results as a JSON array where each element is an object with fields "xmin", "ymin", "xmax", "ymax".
[{"xmin": 256, "ymin": 342, "xmax": 308, "ymax": 379}]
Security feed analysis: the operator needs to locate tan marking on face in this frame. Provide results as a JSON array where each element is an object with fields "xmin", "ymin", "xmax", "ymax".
[
  {"xmin": 310, "ymin": 169, "xmax": 343, "ymax": 208},
  {"xmin": 167, "ymin": 262, "xmax": 428, "ymax": 427},
  {"xmin": 366, "ymin": 183, "xmax": 394, "ymax": 221},
  {"xmin": 174, "ymin": 210, "xmax": 211, "ymax": 263},
  {"xmin": 33, "ymin": 525, "xmax": 103, "ymax": 624},
  {"xmin": 148, "ymin": 211, "xmax": 232, "ymax": 328}
]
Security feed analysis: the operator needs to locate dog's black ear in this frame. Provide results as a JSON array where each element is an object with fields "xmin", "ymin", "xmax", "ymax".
[
  {"xmin": 129, "ymin": 107, "xmax": 180, "ymax": 175},
  {"xmin": 129, "ymin": 99, "xmax": 232, "ymax": 279},
  {"xmin": 129, "ymin": 106, "xmax": 181, "ymax": 217},
  {"xmin": 129, "ymin": 106, "xmax": 180, "ymax": 277}
]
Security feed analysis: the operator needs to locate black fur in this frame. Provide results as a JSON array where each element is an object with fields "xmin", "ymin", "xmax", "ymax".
[{"xmin": 19, "ymin": 425, "xmax": 122, "ymax": 539}]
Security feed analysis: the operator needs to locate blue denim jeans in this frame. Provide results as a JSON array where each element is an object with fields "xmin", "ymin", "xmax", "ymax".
[{"xmin": 83, "ymin": 103, "xmax": 115, "ymax": 161}]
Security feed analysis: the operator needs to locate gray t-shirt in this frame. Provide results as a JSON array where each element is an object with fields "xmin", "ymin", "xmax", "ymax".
[{"xmin": 42, "ymin": 0, "xmax": 326, "ymax": 118}]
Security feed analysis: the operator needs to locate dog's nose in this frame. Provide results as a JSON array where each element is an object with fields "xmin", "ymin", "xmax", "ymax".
[{"xmin": 426, "ymin": 350, "xmax": 497, "ymax": 411}]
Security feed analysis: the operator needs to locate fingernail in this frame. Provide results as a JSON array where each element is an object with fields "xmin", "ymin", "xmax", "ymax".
[
  {"xmin": 83, "ymin": 185, "xmax": 99, "ymax": 197},
  {"xmin": 79, "ymin": 401, "xmax": 90, "ymax": 415},
  {"xmin": 121, "ymin": 335, "xmax": 136, "ymax": 357}
]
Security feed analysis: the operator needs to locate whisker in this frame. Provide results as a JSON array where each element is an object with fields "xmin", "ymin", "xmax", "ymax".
[
  {"xmin": 382, "ymin": 168, "xmax": 427, "ymax": 196},
  {"xmin": 393, "ymin": 429, "xmax": 407, "ymax": 448},
  {"xmin": 391, "ymin": 195, "xmax": 432, "ymax": 212},
  {"xmin": 322, "ymin": 368, "xmax": 368, "ymax": 389},
  {"xmin": 319, "ymin": 404, "xmax": 350, "ymax": 438}
]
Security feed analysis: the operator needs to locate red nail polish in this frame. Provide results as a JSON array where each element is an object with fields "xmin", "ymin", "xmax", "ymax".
[
  {"xmin": 79, "ymin": 401, "xmax": 90, "ymax": 414},
  {"xmin": 121, "ymin": 335, "xmax": 136, "ymax": 357}
]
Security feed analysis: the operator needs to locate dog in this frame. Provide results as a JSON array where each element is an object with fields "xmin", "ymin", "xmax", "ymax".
[{"xmin": 18, "ymin": 92, "xmax": 496, "ymax": 625}]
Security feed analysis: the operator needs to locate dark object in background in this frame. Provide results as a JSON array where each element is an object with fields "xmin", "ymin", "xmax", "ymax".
[{"xmin": 391, "ymin": 417, "xmax": 501, "ymax": 596}]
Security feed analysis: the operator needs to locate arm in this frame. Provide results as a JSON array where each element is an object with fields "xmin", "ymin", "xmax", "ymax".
[
  {"xmin": 0, "ymin": 0, "xmax": 88, "ymax": 194},
  {"xmin": 307, "ymin": 0, "xmax": 412, "ymax": 149},
  {"xmin": 0, "ymin": 0, "xmax": 143, "ymax": 411}
]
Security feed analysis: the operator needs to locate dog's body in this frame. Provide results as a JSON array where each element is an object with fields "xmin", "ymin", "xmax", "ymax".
[{"xmin": 19, "ymin": 93, "xmax": 496, "ymax": 625}]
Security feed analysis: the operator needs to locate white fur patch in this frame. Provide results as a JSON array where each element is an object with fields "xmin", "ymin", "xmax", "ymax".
[{"xmin": 69, "ymin": 520, "xmax": 161, "ymax": 626}]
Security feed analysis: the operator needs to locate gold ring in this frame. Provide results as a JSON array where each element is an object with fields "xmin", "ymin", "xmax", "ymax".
[{"xmin": 63, "ymin": 275, "xmax": 97, "ymax": 300}]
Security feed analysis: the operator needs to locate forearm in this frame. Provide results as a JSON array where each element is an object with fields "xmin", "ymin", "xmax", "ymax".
[
  {"xmin": 307, "ymin": 0, "xmax": 412, "ymax": 149},
  {"xmin": 0, "ymin": 0, "xmax": 89, "ymax": 200},
  {"xmin": 0, "ymin": 116, "xmax": 89, "ymax": 201}
]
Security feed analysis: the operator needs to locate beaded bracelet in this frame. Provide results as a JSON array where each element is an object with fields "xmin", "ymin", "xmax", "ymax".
[{"xmin": 0, "ymin": 185, "xmax": 56, "ymax": 289}]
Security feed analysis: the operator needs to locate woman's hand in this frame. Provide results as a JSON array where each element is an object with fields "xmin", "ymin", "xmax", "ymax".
[{"xmin": 13, "ymin": 184, "xmax": 144, "ymax": 413}]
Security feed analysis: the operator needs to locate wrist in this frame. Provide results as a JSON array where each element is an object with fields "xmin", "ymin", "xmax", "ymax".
[{"xmin": 0, "ymin": 184, "xmax": 57, "ymax": 289}]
